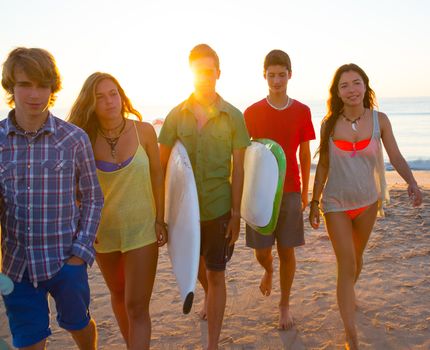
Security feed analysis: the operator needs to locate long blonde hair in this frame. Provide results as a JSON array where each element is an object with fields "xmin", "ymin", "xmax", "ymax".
[{"xmin": 67, "ymin": 72, "xmax": 142, "ymax": 143}]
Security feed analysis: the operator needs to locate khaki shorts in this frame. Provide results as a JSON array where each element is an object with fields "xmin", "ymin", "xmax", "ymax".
[{"xmin": 246, "ymin": 192, "xmax": 305, "ymax": 249}]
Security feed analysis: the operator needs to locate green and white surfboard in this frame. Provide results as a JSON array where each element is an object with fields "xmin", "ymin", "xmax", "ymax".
[{"xmin": 241, "ymin": 138, "xmax": 286, "ymax": 235}]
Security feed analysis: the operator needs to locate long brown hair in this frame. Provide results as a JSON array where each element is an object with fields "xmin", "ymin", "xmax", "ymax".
[
  {"xmin": 316, "ymin": 63, "xmax": 377, "ymax": 158},
  {"xmin": 67, "ymin": 72, "xmax": 142, "ymax": 143}
]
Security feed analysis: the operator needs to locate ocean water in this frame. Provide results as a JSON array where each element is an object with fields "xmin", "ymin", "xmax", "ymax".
[
  {"xmin": 306, "ymin": 96, "xmax": 430, "ymax": 170},
  {"xmin": 1, "ymin": 96, "xmax": 429, "ymax": 170}
]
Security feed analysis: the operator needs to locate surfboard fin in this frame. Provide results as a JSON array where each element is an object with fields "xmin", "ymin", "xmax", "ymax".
[{"xmin": 183, "ymin": 291, "xmax": 194, "ymax": 314}]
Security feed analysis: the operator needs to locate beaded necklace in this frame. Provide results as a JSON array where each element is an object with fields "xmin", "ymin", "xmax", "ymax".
[{"xmin": 11, "ymin": 114, "xmax": 48, "ymax": 136}]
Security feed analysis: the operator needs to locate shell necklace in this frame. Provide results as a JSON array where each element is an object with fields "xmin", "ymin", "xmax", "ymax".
[
  {"xmin": 342, "ymin": 109, "xmax": 366, "ymax": 132},
  {"xmin": 266, "ymin": 96, "xmax": 290, "ymax": 111}
]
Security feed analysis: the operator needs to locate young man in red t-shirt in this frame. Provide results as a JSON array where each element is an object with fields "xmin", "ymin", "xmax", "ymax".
[{"xmin": 244, "ymin": 49, "xmax": 315, "ymax": 329}]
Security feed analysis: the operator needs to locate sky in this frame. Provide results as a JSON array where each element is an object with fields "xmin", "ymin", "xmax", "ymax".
[{"xmin": 0, "ymin": 0, "xmax": 429, "ymax": 119}]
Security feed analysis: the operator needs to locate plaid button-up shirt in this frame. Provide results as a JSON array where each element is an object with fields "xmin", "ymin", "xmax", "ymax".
[{"xmin": 0, "ymin": 111, "xmax": 103, "ymax": 284}]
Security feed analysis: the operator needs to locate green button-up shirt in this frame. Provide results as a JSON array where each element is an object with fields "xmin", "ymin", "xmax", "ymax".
[{"xmin": 159, "ymin": 94, "xmax": 250, "ymax": 221}]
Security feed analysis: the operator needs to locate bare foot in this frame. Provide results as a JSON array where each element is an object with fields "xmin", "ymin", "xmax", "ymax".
[
  {"xmin": 259, "ymin": 270, "xmax": 273, "ymax": 296},
  {"xmin": 197, "ymin": 295, "xmax": 208, "ymax": 320},
  {"xmin": 278, "ymin": 305, "xmax": 294, "ymax": 330}
]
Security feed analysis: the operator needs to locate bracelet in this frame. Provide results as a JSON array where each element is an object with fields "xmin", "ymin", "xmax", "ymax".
[
  {"xmin": 310, "ymin": 199, "xmax": 320, "ymax": 206},
  {"xmin": 231, "ymin": 210, "xmax": 241, "ymax": 218},
  {"xmin": 155, "ymin": 221, "xmax": 168, "ymax": 228}
]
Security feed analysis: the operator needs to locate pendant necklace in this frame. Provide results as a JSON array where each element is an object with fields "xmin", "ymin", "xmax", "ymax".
[
  {"xmin": 97, "ymin": 118, "xmax": 126, "ymax": 159},
  {"xmin": 342, "ymin": 109, "xmax": 366, "ymax": 132}
]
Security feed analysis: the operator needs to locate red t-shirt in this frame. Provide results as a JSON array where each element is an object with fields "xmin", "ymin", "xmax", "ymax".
[{"xmin": 244, "ymin": 98, "xmax": 316, "ymax": 193}]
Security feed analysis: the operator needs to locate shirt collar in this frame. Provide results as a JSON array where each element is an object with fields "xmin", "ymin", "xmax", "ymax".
[
  {"xmin": 6, "ymin": 109, "xmax": 56, "ymax": 136},
  {"xmin": 181, "ymin": 93, "xmax": 229, "ymax": 119}
]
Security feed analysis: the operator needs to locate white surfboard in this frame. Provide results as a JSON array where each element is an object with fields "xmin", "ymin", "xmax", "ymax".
[
  {"xmin": 165, "ymin": 141, "xmax": 200, "ymax": 314},
  {"xmin": 241, "ymin": 139, "xmax": 286, "ymax": 235}
]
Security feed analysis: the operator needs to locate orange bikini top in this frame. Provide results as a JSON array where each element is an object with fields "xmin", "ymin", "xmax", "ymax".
[
  {"xmin": 333, "ymin": 138, "xmax": 371, "ymax": 151},
  {"xmin": 333, "ymin": 138, "xmax": 371, "ymax": 157}
]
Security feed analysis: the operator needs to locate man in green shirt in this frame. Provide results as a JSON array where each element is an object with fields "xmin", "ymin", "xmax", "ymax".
[{"xmin": 159, "ymin": 44, "xmax": 250, "ymax": 350}]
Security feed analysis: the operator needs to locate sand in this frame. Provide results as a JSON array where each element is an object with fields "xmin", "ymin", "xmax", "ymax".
[{"xmin": 0, "ymin": 171, "xmax": 429, "ymax": 349}]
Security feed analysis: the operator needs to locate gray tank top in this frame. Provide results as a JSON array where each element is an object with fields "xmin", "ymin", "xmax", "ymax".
[{"xmin": 321, "ymin": 110, "xmax": 389, "ymax": 215}]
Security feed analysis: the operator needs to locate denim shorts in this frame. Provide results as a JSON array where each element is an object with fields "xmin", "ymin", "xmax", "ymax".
[
  {"xmin": 2, "ymin": 263, "xmax": 91, "ymax": 348},
  {"xmin": 246, "ymin": 192, "xmax": 305, "ymax": 249},
  {"xmin": 200, "ymin": 212, "xmax": 234, "ymax": 271}
]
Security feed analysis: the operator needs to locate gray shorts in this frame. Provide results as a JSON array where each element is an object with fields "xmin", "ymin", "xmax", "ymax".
[{"xmin": 246, "ymin": 192, "xmax": 305, "ymax": 249}]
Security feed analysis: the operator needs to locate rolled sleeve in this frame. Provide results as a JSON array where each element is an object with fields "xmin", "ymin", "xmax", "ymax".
[
  {"xmin": 232, "ymin": 111, "xmax": 251, "ymax": 150},
  {"xmin": 71, "ymin": 239, "xmax": 95, "ymax": 265},
  {"xmin": 158, "ymin": 109, "xmax": 178, "ymax": 146},
  {"xmin": 74, "ymin": 133, "xmax": 104, "ymax": 265}
]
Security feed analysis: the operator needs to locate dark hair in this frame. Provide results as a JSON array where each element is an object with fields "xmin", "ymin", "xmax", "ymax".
[
  {"xmin": 189, "ymin": 44, "xmax": 220, "ymax": 70},
  {"xmin": 1, "ymin": 47, "xmax": 62, "ymax": 107},
  {"xmin": 264, "ymin": 50, "xmax": 292, "ymax": 73},
  {"xmin": 316, "ymin": 63, "xmax": 377, "ymax": 158}
]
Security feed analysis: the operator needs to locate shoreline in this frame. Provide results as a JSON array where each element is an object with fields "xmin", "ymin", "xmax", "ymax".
[
  {"xmin": 384, "ymin": 169, "xmax": 430, "ymax": 188},
  {"xmin": 310, "ymin": 170, "xmax": 430, "ymax": 189}
]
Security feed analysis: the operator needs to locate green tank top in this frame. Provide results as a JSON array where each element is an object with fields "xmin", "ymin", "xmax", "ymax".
[{"xmin": 95, "ymin": 122, "xmax": 156, "ymax": 253}]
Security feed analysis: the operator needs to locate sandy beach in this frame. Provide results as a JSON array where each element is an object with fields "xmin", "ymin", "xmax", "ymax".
[{"xmin": 1, "ymin": 171, "xmax": 429, "ymax": 349}]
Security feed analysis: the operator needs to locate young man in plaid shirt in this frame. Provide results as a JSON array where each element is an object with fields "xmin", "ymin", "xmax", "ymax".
[{"xmin": 0, "ymin": 47, "xmax": 103, "ymax": 349}]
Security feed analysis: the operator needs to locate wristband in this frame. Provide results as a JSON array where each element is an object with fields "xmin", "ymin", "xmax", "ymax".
[
  {"xmin": 231, "ymin": 210, "xmax": 241, "ymax": 217},
  {"xmin": 156, "ymin": 221, "xmax": 168, "ymax": 228}
]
